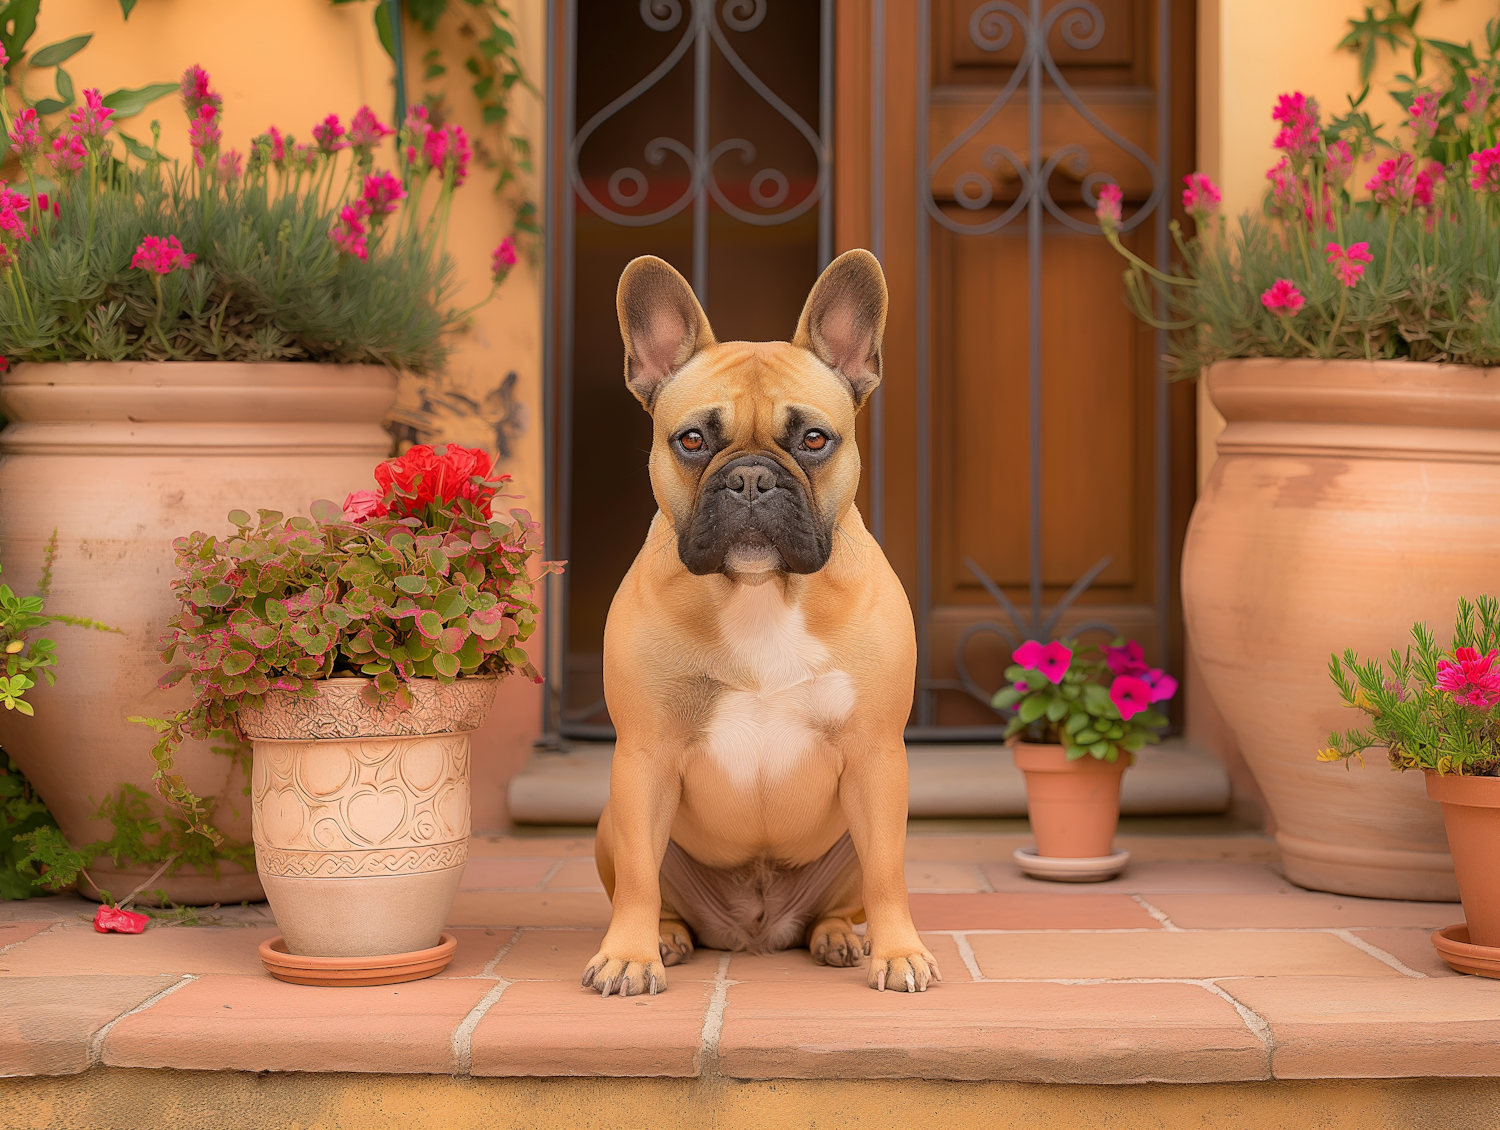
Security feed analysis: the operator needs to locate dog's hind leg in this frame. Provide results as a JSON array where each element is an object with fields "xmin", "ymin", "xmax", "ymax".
[
  {"xmin": 658, "ymin": 914, "xmax": 694, "ymax": 967},
  {"xmin": 806, "ymin": 844, "xmax": 865, "ymax": 968}
]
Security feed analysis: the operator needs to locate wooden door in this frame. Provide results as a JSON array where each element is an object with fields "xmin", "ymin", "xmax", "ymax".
[{"xmin": 835, "ymin": 0, "xmax": 1199, "ymax": 733}]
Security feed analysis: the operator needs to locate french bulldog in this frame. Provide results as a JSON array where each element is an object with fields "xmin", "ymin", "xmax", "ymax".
[{"xmin": 584, "ymin": 249, "xmax": 938, "ymax": 996}]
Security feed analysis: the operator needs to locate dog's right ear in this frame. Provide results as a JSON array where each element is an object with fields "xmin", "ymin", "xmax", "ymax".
[{"xmin": 616, "ymin": 256, "xmax": 716, "ymax": 409}]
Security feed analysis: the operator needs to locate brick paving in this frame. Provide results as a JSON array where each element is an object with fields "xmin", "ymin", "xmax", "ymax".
[{"xmin": 2, "ymin": 830, "xmax": 1496, "ymax": 1085}]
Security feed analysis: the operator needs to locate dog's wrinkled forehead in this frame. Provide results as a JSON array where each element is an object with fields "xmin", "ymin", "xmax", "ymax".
[{"xmin": 652, "ymin": 342, "xmax": 852, "ymax": 441}]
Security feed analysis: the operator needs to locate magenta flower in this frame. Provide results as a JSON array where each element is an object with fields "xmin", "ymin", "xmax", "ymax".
[
  {"xmin": 312, "ymin": 113, "xmax": 347, "ymax": 155},
  {"xmin": 50, "ymin": 135, "xmax": 86, "ymax": 178},
  {"xmin": 0, "ymin": 186, "xmax": 30, "ymax": 244},
  {"xmin": 131, "ymin": 234, "xmax": 196, "ymax": 275},
  {"xmin": 189, "ymin": 104, "xmax": 221, "ymax": 170},
  {"xmin": 9, "ymin": 107, "xmax": 39, "ymax": 169},
  {"xmin": 1325, "ymin": 241, "xmax": 1373, "ymax": 288},
  {"xmin": 329, "ymin": 200, "xmax": 372, "ymax": 261},
  {"xmin": 425, "ymin": 123, "xmax": 472, "ymax": 186},
  {"xmin": 1437, "ymin": 646, "xmax": 1500, "ymax": 709},
  {"xmin": 348, "ymin": 105, "xmax": 394, "ymax": 154},
  {"xmin": 1365, "ymin": 153, "xmax": 1416, "ymax": 212},
  {"xmin": 1109, "ymin": 675, "xmax": 1153, "ymax": 721},
  {"xmin": 1408, "ymin": 92, "xmax": 1440, "ymax": 148},
  {"xmin": 68, "ymin": 88, "xmax": 114, "ymax": 147},
  {"xmin": 491, "ymin": 235, "xmax": 518, "ymax": 281},
  {"xmin": 180, "ymin": 64, "xmax": 221, "ymax": 116},
  {"xmin": 1261, "ymin": 278, "xmax": 1306, "ymax": 317},
  {"xmin": 1325, "ymin": 139, "xmax": 1355, "ymax": 187},
  {"xmin": 1143, "ymin": 669, "xmax": 1178, "ymax": 703},
  {"xmin": 1103, "ymin": 640, "xmax": 1148, "ymax": 677},
  {"xmin": 360, "ymin": 170, "xmax": 406, "ymax": 220},
  {"xmin": 1414, "ymin": 161, "xmax": 1445, "ymax": 208},
  {"xmin": 1470, "ymin": 146, "xmax": 1500, "ymax": 193},
  {"xmin": 1013, "ymin": 639, "xmax": 1074, "ymax": 685},
  {"xmin": 1094, "ymin": 182, "xmax": 1123, "ymax": 229},
  {"xmin": 1465, "ymin": 76, "xmax": 1494, "ymax": 117},
  {"xmin": 266, "ymin": 126, "xmax": 290, "ymax": 170},
  {"xmin": 1181, "ymin": 172, "xmax": 1220, "ymax": 220},
  {"xmin": 1272, "ymin": 91, "xmax": 1321, "ymax": 160},
  {"xmin": 216, "ymin": 149, "xmax": 243, "ymax": 182}
]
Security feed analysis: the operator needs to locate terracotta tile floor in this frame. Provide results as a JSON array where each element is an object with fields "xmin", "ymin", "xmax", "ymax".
[{"xmin": 3, "ymin": 829, "xmax": 1496, "ymax": 1085}]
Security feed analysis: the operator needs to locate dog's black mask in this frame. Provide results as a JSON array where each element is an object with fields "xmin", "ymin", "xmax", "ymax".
[{"xmin": 677, "ymin": 453, "xmax": 832, "ymax": 576}]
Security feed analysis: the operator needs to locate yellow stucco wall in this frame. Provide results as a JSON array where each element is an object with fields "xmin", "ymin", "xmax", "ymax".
[
  {"xmin": 1195, "ymin": 0, "xmax": 1500, "ymax": 484},
  {"xmin": 34, "ymin": 0, "xmax": 547, "ymax": 829}
]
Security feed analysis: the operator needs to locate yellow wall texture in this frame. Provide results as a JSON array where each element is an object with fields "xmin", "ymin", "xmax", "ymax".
[
  {"xmin": 37, "ymin": 0, "xmax": 547, "ymax": 829},
  {"xmin": 1195, "ymin": 0, "xmax": 1500, "ymax": 484}
]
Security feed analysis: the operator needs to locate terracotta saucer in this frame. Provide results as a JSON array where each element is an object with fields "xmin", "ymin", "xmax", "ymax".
[
  {"xmin": 1013, "ymin": 846, "xmax": 1130, "ymax": 883},
  {"xmin": 258, "ymin": 932, "xmax": 458, "ymax": 986},
  {"xmin": 1431, "ymin": 924, "xmax": 1500, "ymax": 979}
]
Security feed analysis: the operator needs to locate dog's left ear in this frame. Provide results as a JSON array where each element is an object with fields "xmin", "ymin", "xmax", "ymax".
[{"xmin": 792, "ymin": 248, "xmax": 888, "ymax": 409}]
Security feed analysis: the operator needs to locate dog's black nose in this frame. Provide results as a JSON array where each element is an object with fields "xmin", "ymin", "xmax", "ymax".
[{"xmin": 723, "ymin": 458, "xmax": 778, "ymax": 502}]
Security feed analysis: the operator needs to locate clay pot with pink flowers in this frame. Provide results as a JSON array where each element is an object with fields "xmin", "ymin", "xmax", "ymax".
[{"xmin": 995, "ymin": 637, "xmax": 1177, "ymax": 881}]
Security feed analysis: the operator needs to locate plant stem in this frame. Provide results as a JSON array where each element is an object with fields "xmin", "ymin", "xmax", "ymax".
[
  {"xmin": 1103, "ymin": 227, "xmax": 1198, "ymax": 286},
  {"xmin": 1378, "ymin": 207, "xmax": 1399, "ymax": 298},
  {"xmin": 1326, "ymin": 286, "xmax": 1350, "ymax": 354},
  {"xmin": 118, "ymin": 851, "xmax": 180, "ymax": 910},
  {"xmin": 1279, "ymin": 316, "xmax": 1318, "ymax": 353},
  {"xmin": 150, "ymin": 274, "xmax": 174, "ymax": 356}
]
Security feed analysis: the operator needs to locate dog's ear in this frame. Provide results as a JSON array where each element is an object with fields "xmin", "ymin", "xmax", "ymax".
[
  {"xmin": 792, "ymin": 248, "xmax": 888, "ymax": 409},
  {"xmin": 616, "ymin": 256, "xmax": 716, "ymax": 409}
]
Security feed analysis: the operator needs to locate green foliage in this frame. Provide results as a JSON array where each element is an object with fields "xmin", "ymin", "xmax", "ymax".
[
  {"xmin": 991, "ymin": 640, "xmax": 1170, "ymax": 763},
  {"xmin": 0, "ymin": 754, "xmax": 58, "ymax": 899},
  {"xmin": 13, "ymin": 783, "xmax": 254, "ymax": 900},
  {"xmin": 2, "ymin": 159, "xmax": 463, "ymax": 371},
  {"xmin": 1322, "ymin": 595, "xmax": 1500, "ymax": 776}
]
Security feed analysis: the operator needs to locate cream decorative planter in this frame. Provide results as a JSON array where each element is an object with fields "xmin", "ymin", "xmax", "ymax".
[
  {"xmin": 0, "ymin": 362, "xmax": 396, "ymax": 904},
  {"xmin": 240, "ymin": 677, "xmax": 497, "ymax": 960},
  {"xmin": 1180, "ymin": 358, "xmax": 1500, "ymax": 901}
]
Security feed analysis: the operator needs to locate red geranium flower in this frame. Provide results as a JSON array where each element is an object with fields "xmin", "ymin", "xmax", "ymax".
[{"xmin": 375, "ymin": 443, "xmax": 499, "ymax": 518}]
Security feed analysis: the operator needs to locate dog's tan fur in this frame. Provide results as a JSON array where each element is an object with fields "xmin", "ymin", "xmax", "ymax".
[{"xmin": 584, "ymin": 250, "xmax": 937, "ymax": 996}]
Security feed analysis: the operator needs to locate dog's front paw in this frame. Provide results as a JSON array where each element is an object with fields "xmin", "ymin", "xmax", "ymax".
[
  {"xmin": 867, "ymin": 941, "xmax": 941, "ymax": 992},
  {"xmin": 582, "ymin": 946, "xmax": 668, "ymax": 997},
  {"xmin": 659, "ymin": 918, "xmax": 694, "ymax": 967},
  {"xmin": 808, "ymin": 917, "xmax": 863, "ymax": 968}
]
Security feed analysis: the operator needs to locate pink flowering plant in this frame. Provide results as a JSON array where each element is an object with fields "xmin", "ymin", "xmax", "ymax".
[
  {"xmin": 991, "ymin": 637, "xmax": 1177, "ymax": 763},
  {"xmin": 1099, "ymin": 16, "xmax": 1500, "ymax": 376},
  {"xmin": 1322, "ymin": 595, "xmax": 1500, "ymax": 777},
  {"xmin": 0, "ymin": 63, "xmax": 518, "ymax": 370}
]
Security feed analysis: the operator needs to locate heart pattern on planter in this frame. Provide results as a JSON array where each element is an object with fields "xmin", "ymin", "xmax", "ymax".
[{"xmin": 252, "ymin": 731, "xmax": 470, "ymax": 869}]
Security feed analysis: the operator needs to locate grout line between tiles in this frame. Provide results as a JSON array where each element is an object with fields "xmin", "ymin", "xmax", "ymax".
[
  {"xmin": 1330, "ymin": 928, "xmax": 1427, "ymax": 978},
  {"xmin": 952, "ymin": 933, "xmax": 985, "ymax": 981},
  {"xmin": 88, "ymin": 974, "xmax": 198, "ymax": 1066},
  {"xmin": 533, "ymin": 860, "xmax": 567, "ymax": 890},
  {"xmin": 478, "ymin": 930, "xmax": 523, "ymax": 978},
  {"xmin": 696, "ymin": 953, "xmax": 734, "ymax": 1079},
  {"xmin": 451, "ymin": 980, "xmax": 511, "ymax": 1076},
  {"xmin": 1131, "ymin": 895, "xmax": 1183, "ymax": 930},
  {"xmin": 1203, "ymin": 979, "xmax": 1276, "ymax": 1070}
]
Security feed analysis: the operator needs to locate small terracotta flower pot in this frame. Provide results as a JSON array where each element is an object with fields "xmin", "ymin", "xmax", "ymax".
[
  {"xmin": 1013, "ymin": 743, "xmax": 1128, "ymax": 858},
  {"xmin": 1425, "ymin": 772, "xmax": 1500, "ymax": 949}
]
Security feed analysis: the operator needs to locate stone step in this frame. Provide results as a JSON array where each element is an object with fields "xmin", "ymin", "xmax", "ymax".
[{"xmin": 507, "ymin": 737, "xmax": 1231, "ymax": 825}]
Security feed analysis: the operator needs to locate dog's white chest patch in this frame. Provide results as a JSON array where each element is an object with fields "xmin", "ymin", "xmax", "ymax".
[{"xmin": 704, "ymin": 583, "xmax": 855, "ymax": 788}]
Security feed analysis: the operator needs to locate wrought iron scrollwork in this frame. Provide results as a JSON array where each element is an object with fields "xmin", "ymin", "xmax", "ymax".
[
  {"xmin": 922, "ymin": 0, "xmax": 1164, "ymax": 237},
  {"xmin": 568, "ymin": 0, "xmax": 828, "ymax": 238}
]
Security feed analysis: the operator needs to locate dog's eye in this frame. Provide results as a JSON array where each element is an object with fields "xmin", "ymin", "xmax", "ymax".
[
  {"xmin": 678, "ymin": 430, "xmax": 705, "ymax": 453},
  {"xmin": 803, "ymin": 430, "xmax": 828, "ymax": 452}
]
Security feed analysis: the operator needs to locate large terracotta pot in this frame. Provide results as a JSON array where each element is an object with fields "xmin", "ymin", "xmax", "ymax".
[
  {"xmin": 239, "ymin": 677, "xmax": 497, "ymax": 958},
  {"xmin": 1014, "ymin": 743, "xmax": 1127, "ymax": 858},
  {"xmin": 0, "ymin": 362, "xmax": 395, "ymax": 904},
  {"xmin": 1181, "ymin": 358, "xmax": 1500, "ymax": 901},
  {"xmin": 1426, "ymin": 774, "xmax": 1500, "ymax": 947}
]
